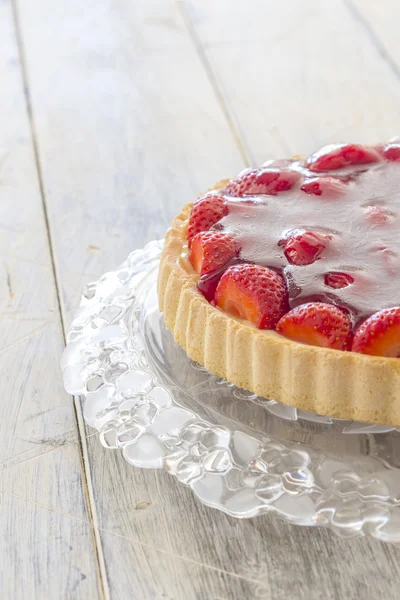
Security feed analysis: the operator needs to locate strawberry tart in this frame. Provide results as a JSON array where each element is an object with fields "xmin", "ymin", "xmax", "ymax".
[{"xmin": 158, "ymin": 141, "xmax": 400, "ymax": 425}]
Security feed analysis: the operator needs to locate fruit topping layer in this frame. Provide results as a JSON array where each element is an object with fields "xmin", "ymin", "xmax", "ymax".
[{"xmin": 187, "ymin": 141, "xmax": 400, "ymax": 357}]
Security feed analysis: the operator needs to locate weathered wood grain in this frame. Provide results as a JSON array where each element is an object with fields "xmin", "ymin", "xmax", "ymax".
[
  {"xmin": 87, "ymin": 437, "xmax": 400, "ymax": 600},
  {"xmin": 0, "ymin": 442, "xmax": 92, "ymax": 521},
  {"xmin": 14, "ymin": 0, "xmax": 244, "ymax": 326},
  {"xmin": 0, "ymin": 1, "xmax": 101, "ymax": 597},
  {"xmin": 183, "ymin": 0, "xmax": 400, "ymax": 164},
  {"xmin": 0, "ymin": 0, "xmax": 75, "ymax": 466},
  {"xmin": 100, "ymin": 530, "xmax": 269, "ymax": 600},
  {"xmin": 350, "ymin": 0, "xmax": 400, "ymax": 77},
  {"xmin": 13, "ymin": 0, "xmax": 246, "ymax": 597},
  {"xmin": 0, "ymin": 492, "xmax": 99, "ymax": 599},
  {"xmin": 0, "ymin": 444, "xmax": 102, "ymax": 595},
  {"xmin": 12, "ymin": 0, "xmax": 400, "ymax": 598}
]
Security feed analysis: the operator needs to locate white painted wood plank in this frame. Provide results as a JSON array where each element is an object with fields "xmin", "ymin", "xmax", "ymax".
[
  {"xmin": 0, "ymin": 444, "xmax": 105, "ymax": 594},
  {"xmin": 0, "ymin": 442, "xmax": 92, "ymax": 521},
  {"xmin": 183, "ymin": 0, "xmax": 400, "ymax": 164},
  {"xmin": 0, "ymin": 2, "xmax": 101, "ymax": 597},
  {"xmin": 0, "ymin": 0, "xmax": 76, "ymax": 465},
  {"xmin": 86, "ymin": 438, "xmax": 400, "ymax": 599},
  {"xmin": 350, "ymin": 0, "xmax": 400, "ymax": 72},
  {"xmin": 15, "ymin": 0, "xmax": 244, "ymax": 325},
  {"xmin": 13, "ymin": 0, "xmax": 246, "ymax": 597},
  {"xmin": 0, "ymin": 493, "xmax": 99, "ymax": 599},
  {"xmin": 100, "ymin": 530, "xmax": 269, "ymax": 600},
  {"xmin": 15, "ymin": 0, "xmax": 400, "ymax": 598}
]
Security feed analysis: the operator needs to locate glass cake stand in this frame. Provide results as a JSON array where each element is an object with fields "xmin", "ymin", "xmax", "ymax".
[{"xmin": 61, "ymin": 240, "xmax": 400, "ymax": 542}]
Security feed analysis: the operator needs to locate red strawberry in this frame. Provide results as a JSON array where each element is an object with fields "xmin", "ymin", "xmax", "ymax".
[
  {"xmin": 276, "ymin": 302, "xmax": 352, "ymax": 350},
  {"xmin": 281, "ymin": 231, "xmax": 327, "ymax": 266},
  {"xmin": 226, "ymin": 168, "xmax": 301, "ymax": 197},
  {"xmin": 325, "ymin": 272, "xmax": 354, "ymax": 289},
  {"xmin": 307, "ymin": 144, "xmax": 380, "ymax": 172},
  {"xmin": 187, "ymin": 194, "xmax": 228, "ymax": 247},
  {"xmin": 352, "ymin": 308, "xmax": 400, "ymax": 357},
  {"xmin": 215, "ymin": 264, "xmax": 288, "ymax": 329},
  {"xmin": 189, "ymin": 231, "xmax": 240, "ymax": 276},
  {"xmin": 301, "ymin": 176, "xmax": 348, "ymax": 197},
  {"xmin": 381, "ymin": 142, "xmax": 400, "ymax": 162}
]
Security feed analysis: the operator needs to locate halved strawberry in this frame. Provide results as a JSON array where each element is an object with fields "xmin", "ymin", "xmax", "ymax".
[
  {"xmin": 187, "ymin": 194, "xmax": 228, "ymax": 247},
  {"xmin": 189, "ymin": 231, "xmax": 240, "ymax": 276},
  {"xmin": 307, "ymin": 144, "xmax": 380, "ymax": 172},
  {"xmin": 215, "ymin": 264, "xmax": 288, "ymax": 329},
  {"xmin": 377, "ymin": 138, "xmax": 400, "ymax": 162},
  {"xmin": 276, "ymin": 302, "xmax": 352, "ymax": 350},
  {"xmin": 301, "ymin": 176, "xmax": 348, "ymax": 197},
  {"xmin": 281, "ymin": 231, "xmax": 327, "ymax": 266},
  {"xmin": 325, "ymin": 272, "xmax": 354, "ymax": 289},
  {"xmin": 352, "ymin": 308, "xmax": 400, "ymax": 357},
  {"xmin": 225, "ymin": 168, "xmax": 301, "ymax": 197}
]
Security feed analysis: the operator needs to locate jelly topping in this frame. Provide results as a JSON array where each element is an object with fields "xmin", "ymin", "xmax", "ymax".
[
  {"xmin": 214, "ymin": 150, "xmax": 400, "ymax": 322},
  {"xmin": 188, "ymin": 141, "xmax": 400, "ymax": 355}
]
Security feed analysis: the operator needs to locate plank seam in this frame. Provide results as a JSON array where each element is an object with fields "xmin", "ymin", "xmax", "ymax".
[
  {"xmin": 0, "ymin": 430, "xmax": 98, "ymax": 472},
  {"xmin": 10, "ymin": 3, "xmax": 110, "ymax": 599},
  {"xmin": 344, "ymin": 0, "xmax": 400, "ymax": 81},
  {"xmin": 177, "ymin": 0, "xmax": 253, "ymax": 167},
  {"xmin": 100, "ymin": 528, "xmax": 268, "ymax": 588}
]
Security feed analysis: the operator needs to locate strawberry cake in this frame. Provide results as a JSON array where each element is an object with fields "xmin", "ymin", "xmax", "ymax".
[{"xmin": 158, "ymin": 141, "xmax": 400, "ymax": 426}]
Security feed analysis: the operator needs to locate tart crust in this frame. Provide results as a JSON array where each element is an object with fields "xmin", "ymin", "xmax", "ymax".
[{"xmin": 158, "ymin": 181, "xmax": 400, "ymax": 426}]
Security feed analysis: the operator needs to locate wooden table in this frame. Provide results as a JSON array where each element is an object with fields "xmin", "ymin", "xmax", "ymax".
[{"xmin": 1, "ymin": 1, "xmax": 400, "ymax": 598}]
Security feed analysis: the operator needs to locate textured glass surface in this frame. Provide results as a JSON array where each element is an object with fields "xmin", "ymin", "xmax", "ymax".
[{"xmin": 62, "ymin": 240, "xmax": 400, "ymax": 541}]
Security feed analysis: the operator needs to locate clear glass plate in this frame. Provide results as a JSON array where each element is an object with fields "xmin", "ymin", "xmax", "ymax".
[{"xmin": 61, "ymin": 240, "xmax": 400, "ymax": 542}]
